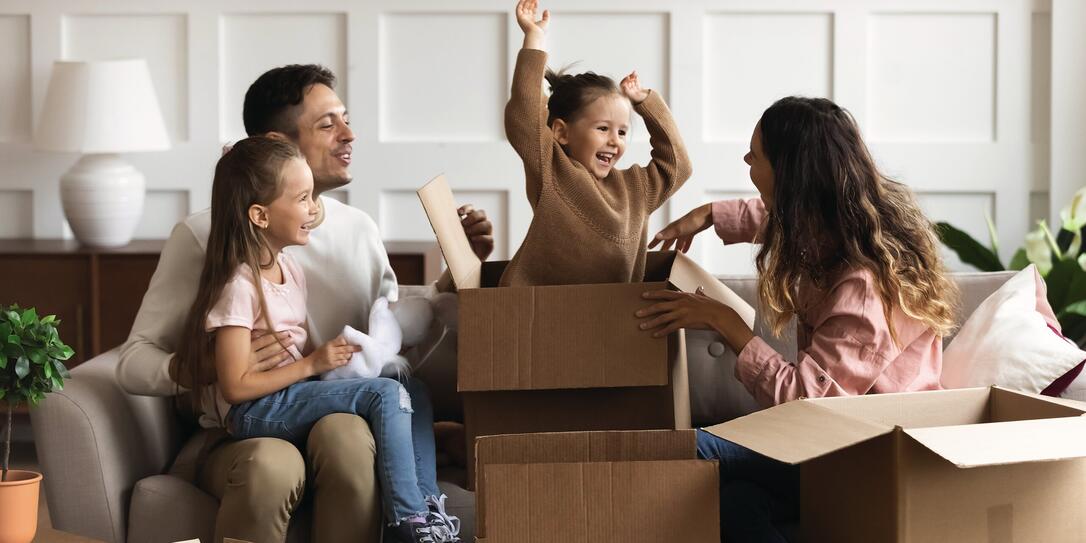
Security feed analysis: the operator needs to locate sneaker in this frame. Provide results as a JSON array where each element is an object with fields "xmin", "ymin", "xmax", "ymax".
[
  {"xmin": 386, "ymin": 519, "xmax": 441, "ymax": 543},
  {"xmin": 425, "ymin": 494, "xmax": 462, "ymax": 542}
]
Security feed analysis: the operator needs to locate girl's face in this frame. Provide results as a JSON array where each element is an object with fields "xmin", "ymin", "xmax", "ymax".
[
  {"xmin": 553, "ymin": 93, "xmax": 631, "ymax": 179},
  {"xmin": 744, "ymin": 122, "xmax": 775, "ymax": 206},
  {"xmin": 252, "ymin": 157, "xmax": 319, "ymax": 251}
]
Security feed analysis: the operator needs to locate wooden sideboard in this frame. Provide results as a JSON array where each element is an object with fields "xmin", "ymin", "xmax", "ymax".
[{"xmin": 0, "ymin": 239, "xmax": 441, "ymax": 369}]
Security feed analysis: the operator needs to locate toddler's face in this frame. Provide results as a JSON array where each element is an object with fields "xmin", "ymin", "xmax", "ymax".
[{"xmin": 554, "ymin": 93, "xmax": 631, "ymax": 179}]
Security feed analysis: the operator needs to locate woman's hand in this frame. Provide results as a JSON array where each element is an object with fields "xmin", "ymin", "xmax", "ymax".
[
  {"xmin": 516, "ymin": 0, "xmax": 549, "ymax": 50},
  {"xmin": 620, "ymin": 71, "xmax": 650, "ymax": 105},
  {"xmin": 636, "ymin": 288, "xmax": 754, "ymax": 351},
  {"xmin": 648, "ymin": 203, "xmax": 714, "ymax": 253},
  {"xmin": 306, "ymin": 335, "xmax": 360, "ymax": 375}
]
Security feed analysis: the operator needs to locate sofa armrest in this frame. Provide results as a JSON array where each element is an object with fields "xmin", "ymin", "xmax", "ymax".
[{"xmin": 29, "ymin": 349, "xmax": 184, "ymax": 543}]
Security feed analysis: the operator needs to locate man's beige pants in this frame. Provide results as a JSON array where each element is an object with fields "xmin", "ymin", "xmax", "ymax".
[{"xmin": 197, "ymin": 413, "xmax": 383, "ymax": 542}]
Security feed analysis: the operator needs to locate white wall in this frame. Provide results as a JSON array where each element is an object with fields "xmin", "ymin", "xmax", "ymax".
[{"xmin": 0, "ymin": 0, "xmax": 1067, "ymax": 274}]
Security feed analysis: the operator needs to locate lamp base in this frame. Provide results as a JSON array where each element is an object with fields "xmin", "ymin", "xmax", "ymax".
[{"xmin": 60, "ymin": 153, "xmax": 146, "ymax": 248}]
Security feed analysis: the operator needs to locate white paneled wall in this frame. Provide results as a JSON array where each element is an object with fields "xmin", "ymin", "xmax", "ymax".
[{"xmin": 0, "ymin": 0, "xmax": 1063, "ymax": 275}]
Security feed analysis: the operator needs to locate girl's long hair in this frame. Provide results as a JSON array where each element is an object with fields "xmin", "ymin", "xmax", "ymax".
[
  {"xmin": 755, "ymin": 96, "xmax": 959, "ymax": 341},
  {"xmin": 174, "ymin": 136, "xmax": 302, "ymax": 413}
]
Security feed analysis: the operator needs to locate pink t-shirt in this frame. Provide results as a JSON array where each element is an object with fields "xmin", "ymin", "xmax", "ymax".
[
  {"xmin": 711, "ymin": 197, "xmax": 943, "ymax": 407},
  {"xmin": 206, "ymin": 252, "xmax": 309, "ymax": 365}
]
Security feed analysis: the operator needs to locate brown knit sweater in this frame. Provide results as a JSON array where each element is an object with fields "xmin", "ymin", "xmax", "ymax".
[{"xmin": 499, "ymin": 49, "xmax": 692, "ymax": 287}]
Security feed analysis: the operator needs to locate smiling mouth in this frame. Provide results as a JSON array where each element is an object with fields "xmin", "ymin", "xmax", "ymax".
[
  {"xmin": 336, "ymin": 151, "xmax": 351, "ymax": 165},
  {"xmin": 595, "ymin": 152, "xmax": 615, "ymax": 167}
]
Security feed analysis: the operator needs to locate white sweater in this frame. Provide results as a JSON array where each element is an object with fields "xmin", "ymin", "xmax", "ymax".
[{"xmin": 116, "ymin": 197, "xmax": 399, "ymax": 405}]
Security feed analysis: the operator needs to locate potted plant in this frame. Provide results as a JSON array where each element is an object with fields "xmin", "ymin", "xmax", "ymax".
[
  {"xmin": 0, "ymin": 305, "xmax": 73, "ymax": 543},
  {"xmin": 937, "ymin": 186, "xmax": 1086, "ymax": 345}
]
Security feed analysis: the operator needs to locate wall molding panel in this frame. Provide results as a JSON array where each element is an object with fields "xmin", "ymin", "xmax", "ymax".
[{"xmin": 0, "ymin": 0, "xmax": 1059, "ymax": 276}]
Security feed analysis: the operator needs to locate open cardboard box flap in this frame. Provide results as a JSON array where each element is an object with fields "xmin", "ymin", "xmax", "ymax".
[
  {"xmin": 703, "ymin": 399, "xmax": 895, "ymax": 465},
  {"xmin": 418, "ymin": 174, "xmax": 482, "ymax": 290},
  {"xmin": 904, "ymin": 412, "xmax": 1086, "ymax": 468}
]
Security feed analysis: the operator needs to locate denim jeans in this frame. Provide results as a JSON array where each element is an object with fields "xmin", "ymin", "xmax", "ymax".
[
  {"xmin": 227, "ymin": 376, "xmax": 440, "ymax": 524},
  {"xmin": 696, "ymin": 429, "xmax": 799, "ymax": 543}
]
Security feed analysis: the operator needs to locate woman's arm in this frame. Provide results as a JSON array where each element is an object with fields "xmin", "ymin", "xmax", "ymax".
[{"xmin": 215, "ymin": 327, "xmax": 358, "ymax": 404}]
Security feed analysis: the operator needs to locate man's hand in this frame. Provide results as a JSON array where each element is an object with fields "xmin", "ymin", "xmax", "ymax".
[
  {"xmin": 248, "ymin": 331, "xmax": 295, "ymax": 372},
  {"xmin": 620, "ymin": 71, "xmax": 650, "ymax": 105},
  {"xmin": 459, "ymin": 204, "xmax": 495, "ymax": 260},
  {"xmin": 516, "ymin": 0, "xmax": 549, "ymax": 50}
]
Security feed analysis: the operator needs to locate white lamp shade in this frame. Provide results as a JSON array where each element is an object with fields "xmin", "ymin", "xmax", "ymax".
[{"xmin": 35, "ymin": 59, "xmax": 170, "ymax": 153}]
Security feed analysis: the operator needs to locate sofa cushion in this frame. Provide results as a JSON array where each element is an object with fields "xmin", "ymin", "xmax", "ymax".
[
  {"xmin": 691, "ymin": 271, "xmax": 1018, "ymax": 425},
  {"xmin": 128, "ymin": 474, "xmax": 217, "ymax": 543},
  {"xmin": 941, "ymin": 266, "xmax": 1086, "ymax": 393}
]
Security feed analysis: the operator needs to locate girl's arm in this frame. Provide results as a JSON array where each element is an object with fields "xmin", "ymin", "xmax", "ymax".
[
  {"xmin": 215, "ymin": 327, "xmax": 357, "ymax": 404},
  {"xmin": 506, "ymin": 0, "xmax": 551, "ymax": 207},
  {"xmin": 622, "ymin": 73, "xmax": 693, "ymax": 212}
]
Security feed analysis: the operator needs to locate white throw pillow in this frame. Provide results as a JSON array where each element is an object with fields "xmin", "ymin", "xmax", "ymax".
[{"xmin": 941, "ymin": 265, "xmax": 1086, "ymax": 393}]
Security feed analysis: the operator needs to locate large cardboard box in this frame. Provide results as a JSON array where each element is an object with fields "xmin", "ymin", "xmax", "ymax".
[
  {"xmin": 474, "ymin": 429, "xmax": 720, "ymax": 542},
  {"xmin": 418, "ymin": 175, "xmax": 754, "ymax": 487},
  {"xmin": 704, "ymin": 386, "xmax": 1086, "ymax": 542}
]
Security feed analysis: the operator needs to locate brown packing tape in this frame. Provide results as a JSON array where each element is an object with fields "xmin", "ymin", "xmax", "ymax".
[
  {"xmin": 417, "ymin": 174, "xmax": 482, "ymax": 290},
  {"xmin": 482, "ymin": 460, "xmax": 720, "ymax": 543},
  {"xmin": 474, "ymin": 430, "xmax": 698, "ymax": 539}
]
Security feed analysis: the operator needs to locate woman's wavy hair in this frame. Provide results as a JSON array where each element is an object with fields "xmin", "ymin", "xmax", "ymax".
[
  {"xmin": 754, "ymin": 96, "xmax": 959, "ymax": 342},
  {"xmin": 173, "ymin": 136, "xmax": 302, "ymax": 415}
]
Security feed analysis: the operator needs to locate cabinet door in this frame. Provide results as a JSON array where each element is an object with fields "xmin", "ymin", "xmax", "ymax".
[
  {"xmin": 0, "ymin": 255, "xmax": 92, "ymax": 366},
  {"xmin": 97, "ymin": 253, "xmax": 160, "ymax": 353}
]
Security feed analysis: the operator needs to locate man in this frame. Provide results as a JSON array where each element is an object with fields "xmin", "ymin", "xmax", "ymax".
[{"xmin": 118, "ymin": 64, "xmax": 492, "ymax": 543}]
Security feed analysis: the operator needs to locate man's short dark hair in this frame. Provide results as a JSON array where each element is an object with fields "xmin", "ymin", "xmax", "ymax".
[{"xmin": 243, "ymin": 64, "xmax": 337, "ymax": 137}]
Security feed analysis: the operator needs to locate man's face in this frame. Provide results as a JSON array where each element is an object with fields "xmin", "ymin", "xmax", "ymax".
[{"xmin": 292, "ymin": 83, "xmax": 354, "ymax": 194}]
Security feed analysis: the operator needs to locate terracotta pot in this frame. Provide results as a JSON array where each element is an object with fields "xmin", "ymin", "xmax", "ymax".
[{"xmin": 0, "ymin": 470, "xmax": 41, "ymax": 543}]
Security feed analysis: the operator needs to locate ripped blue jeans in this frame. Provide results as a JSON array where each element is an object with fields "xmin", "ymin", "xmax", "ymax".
[{"xmin": 227, "ymin": 376, "xmax": 439, "ymax": 524}]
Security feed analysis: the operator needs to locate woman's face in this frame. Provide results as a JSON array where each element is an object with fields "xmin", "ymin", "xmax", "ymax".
[{"xmin": 744, "ymin": 122, "xmax": 775, "ymax": 206}]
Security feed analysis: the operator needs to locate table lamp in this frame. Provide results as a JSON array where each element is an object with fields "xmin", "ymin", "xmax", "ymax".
[{"xmin": 34, "ymin": 59, "xmax": 170, "ymax": 247}]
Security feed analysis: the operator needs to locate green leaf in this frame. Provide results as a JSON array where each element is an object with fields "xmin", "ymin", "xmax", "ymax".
[
  {"xmin": 0, "ymin": 353, "xmax": 6, "ymax": 369},
  {"xmin": 6, "ymin": 310, "xmax": 21, "ymax": 326},
  {"xmin": 1059, "ymin": 300, "xmax": 1086, "ymax": 320},
  {"xmin": 936, "ymin": 222, "xmax": 1005, "ymax": 272},
  {"xmin": 14, "ymin": 356, "xmax": 30, "ymax": 379},
  {"xmin": 1044, "ymin": 259, "xmax": 1086, "ymax": 311},
  {"xmin": 27, "ymin": 349, "xmax": 45, "ymax": 365},
  {"xmin": 40, "ymin": 315, "xmax": 55, "ymax": 326},
  {"xmin": 6, "ymin": 334, "xmax": 18, "ymax": 346},
  {"xmin": 20, "ymin": 307, "xmax": 36, "ymax": 324},
  {"xmin": 52, "ymin": 359, "xmax": 69, "ymax": 379},
  {"xmin": 0, "ymin": 389, "xmax": 5, "ymax": 401},
  {"xmin": 1008, "ymin": 249, "xmax": 1030, "ymax": 271}
]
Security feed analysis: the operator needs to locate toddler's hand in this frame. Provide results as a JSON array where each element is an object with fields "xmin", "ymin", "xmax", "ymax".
[
  {"xmin": 309, "ymin": 335, "xmax": 360, "ymax": 374},
  {"xmin": 621, "ymin": 71, "xmax": 650, "ymax": 105},
  {"xmin": 516, "ymin": 0, "xmax": 549, "ymax": 37}
]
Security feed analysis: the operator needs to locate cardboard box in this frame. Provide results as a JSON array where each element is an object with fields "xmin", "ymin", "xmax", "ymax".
[
  {"xmin": 704, "ymin": 386, "xmax": 1086, "ymax": 542},
  {"xmin": 418, "ymin": 175, "xmax": 754, "ymax": 487},
  {"xmin": 474, "ymin": 429, "xmax": 720, "ymax": 542}
]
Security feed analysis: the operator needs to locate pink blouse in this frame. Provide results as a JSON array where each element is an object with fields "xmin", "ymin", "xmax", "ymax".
[{"xmin": 711, "ymin": 198, "xmax": 943, "ymax": 407}]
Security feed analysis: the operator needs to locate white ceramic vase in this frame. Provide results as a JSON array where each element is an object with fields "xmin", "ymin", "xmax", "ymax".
[{"xmin": 59, "ymin": 153, "xmax": 145, "ymax": 248}]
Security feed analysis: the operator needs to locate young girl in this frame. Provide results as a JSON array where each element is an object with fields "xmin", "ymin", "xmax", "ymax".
[
  {"xmin": 638, "ymin": 96, "xmax": 960, "ymax": 542},
  {"xmin": 175, "ymin": 137, "xmax": 459, "ymax": 543},
  {"xmin": 500, "ymin": 0, "xmax": 692, "ymax": 287}
]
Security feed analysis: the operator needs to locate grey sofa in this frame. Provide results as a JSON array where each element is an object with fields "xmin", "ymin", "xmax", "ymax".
[{"xmin": 30, "ymin": 272, "xmax": 1017, "ymax": 542}]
